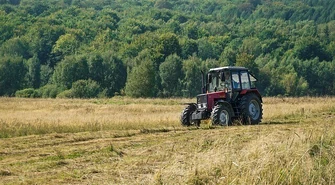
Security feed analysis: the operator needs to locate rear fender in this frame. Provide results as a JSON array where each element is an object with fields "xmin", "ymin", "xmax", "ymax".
[{"xmin": 240, "ymin": 89, "xmax": 262, "ymax": 102}]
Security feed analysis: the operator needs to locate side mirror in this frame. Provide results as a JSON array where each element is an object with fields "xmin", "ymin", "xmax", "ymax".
[
  {"xmin": 207, "ymin": 73, "xmax": 212, "ymax": 83},
  {"xmin": 220, "ymin": 72, "xmax": 225, "ymax": 81}
]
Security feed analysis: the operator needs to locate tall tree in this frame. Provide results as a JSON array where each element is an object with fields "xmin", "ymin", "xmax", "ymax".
[
  {"xmin": 52, "ymin": 55, "xmax": 89, "ymax": 89},
  {"xmin": 158, "ymin": 33, "xmax": 181, "ymax": 59},
  {"xmin": 0, "ymin": 56, "xmax": 27, "ymax": 96},
  {"xmin": 235, "ymin": 52, "xmax": 259, "ymax": 76},
  {"xmin": 125, "ymin": 59, "xmax": 157, "ymax": 98},
  {"xmin": 182, "ymin": 55, "xmax": 203, "ymax": 97},
  {"xmin": 26, "ymin": 55, "xmax": 41, "ymax": 88},
  {"xmin": 181, "ymin": 39, "xmax": 198, "ymax": 59},
  {"xmin": 0, "ymin": 37, "xmax": 31, "ymax": 59},
  {"xmin": 89, "ymin": 53, "xmax": 126, "ymax": 97},
  {"xmin": 159, "ymin": 54, "xmax": 183, "ymax": 97},
  {"xmin": 294, "ymin": 37, "xmax": 332, "ymax": 62}
]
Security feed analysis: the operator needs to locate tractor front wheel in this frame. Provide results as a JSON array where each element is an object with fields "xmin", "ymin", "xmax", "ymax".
[
  {"xmin": 211, "ymin": 104, "xmax": 233, "ymax": 126},
  {"xmin": 180, "ymin": 104, "xmax": 198, "ymax": 127}
]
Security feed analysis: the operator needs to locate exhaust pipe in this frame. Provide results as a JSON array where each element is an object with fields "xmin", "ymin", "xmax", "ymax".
[{"xmin": 201, "ymin": 70, "xmax": 205, "ymax": 93}]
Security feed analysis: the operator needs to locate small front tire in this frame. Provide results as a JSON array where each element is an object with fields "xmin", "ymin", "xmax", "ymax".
[
  {"xmin": 180, "ymin": 104, "xmax": 197, "ymax": 126},
  {"xmin": 211, "ymin": 104, "xmax": 233, "ymax": 126}
]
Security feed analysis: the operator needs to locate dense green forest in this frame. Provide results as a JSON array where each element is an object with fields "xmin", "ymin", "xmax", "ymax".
[{"xmin": 1, "ymin": 0, "xmax": 335, "ymax": 98}]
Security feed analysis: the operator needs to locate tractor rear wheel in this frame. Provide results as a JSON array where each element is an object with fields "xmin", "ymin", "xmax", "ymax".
[
  {"xmin": 211, "ymin": 104, "xmax": 233, "ymax": 126},
  {"xmin": 180, "ymin": 104, "xmax": 197, "ymax": 126},
  {"xmin": 239, "ymin": 93, "xmax": 263, "ymax": 124}
]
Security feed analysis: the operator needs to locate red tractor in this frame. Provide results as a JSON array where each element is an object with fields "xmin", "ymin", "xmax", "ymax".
[{"xmin": 181, "ymin": 66, "xmax": 263, "ymax": 126}]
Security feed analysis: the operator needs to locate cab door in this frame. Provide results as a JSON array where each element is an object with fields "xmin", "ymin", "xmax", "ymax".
[
  {"xmin": 231, "ymin": 71, "xmax": 241, "ymax": 90},
  {"xmin": 231, "ymin": 70, "xmax": 252, "ymax": 90},
  {"xmin": 231, "ymin": 71, "xmax": 241, "ymax": 101}
]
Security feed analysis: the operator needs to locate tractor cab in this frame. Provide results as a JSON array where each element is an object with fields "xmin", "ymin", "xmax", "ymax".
[
  {"xmin": 199, "ymin": 67, "xmax": 260, "ymax": 111},
  {"xmin": 206, "ymin": 67, "xmax": 257, "ymax": 95},
  {"xmin": 181, "ymin": 66, "xmax": 263, "ymax": 127}
]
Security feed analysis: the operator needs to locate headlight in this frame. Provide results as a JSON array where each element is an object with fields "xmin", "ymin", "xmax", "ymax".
[{"xmin": 198, "ymin": 103, "xmax": 207, "ymax": 108}]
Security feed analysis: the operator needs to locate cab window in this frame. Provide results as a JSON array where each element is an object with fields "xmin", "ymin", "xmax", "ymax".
[
  {"xmin": 232, "ymin": 72, "xmax": 241, "ymax": 89},
  {"xmin": 250, "ymin": 74, "xmax": 257, "ymax": 88},
  {"xmin": 241, "ymin": 71, "xmax": 251, "ymax": 89}
]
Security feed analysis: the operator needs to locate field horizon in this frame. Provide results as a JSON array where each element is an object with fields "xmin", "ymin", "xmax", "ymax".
[{"xmin": 0, "ymin": 97, "xmax": 334, "ymax": 184}]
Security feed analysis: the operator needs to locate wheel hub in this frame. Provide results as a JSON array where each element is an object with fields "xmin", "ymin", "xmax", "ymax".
[{"xmin": 219, "ymin": 110, "xmax": 229, "ymax": 126}]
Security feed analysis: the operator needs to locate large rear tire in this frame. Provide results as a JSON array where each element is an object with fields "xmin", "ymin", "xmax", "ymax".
[
  {"xmin": 211, "ymin": 104, "xmax": 233, "ymax": 126},
  {"xmin": 239, "ymin": 93, "xmax": 263, "ymax": 124},
  {"xmin": 180, "ymin": 104, "xmax": 197, "ymax": 126}
]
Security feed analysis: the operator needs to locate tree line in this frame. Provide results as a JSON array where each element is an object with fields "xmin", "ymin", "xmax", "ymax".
[{"xmin": 1, "ymin": 0, "xmax": 335, "ymax": 98}]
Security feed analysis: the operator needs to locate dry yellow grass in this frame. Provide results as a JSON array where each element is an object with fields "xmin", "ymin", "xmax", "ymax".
[
  {"xmin": 0, "ymin": 97, "xmax": 190, "ymax": 137},
  {"xmin": 0, "ymin": 97, "xmax": 334, "ymax": 184},
  {"xmin": 263, "ymin": 97, "xmax": 335, "ymax": 121}
]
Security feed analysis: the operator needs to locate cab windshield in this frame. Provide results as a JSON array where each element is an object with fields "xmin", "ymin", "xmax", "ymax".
[
  {"xmin": 208, "ymin": 72, "xmax": 222, "ymax": 93},
  {"xmin": 208, "ymin": 71, "xmax": 231, "ymax": 93},
  {"xmin": 207, "ymin": 69, "xmax": 256, "ymax": 93}
]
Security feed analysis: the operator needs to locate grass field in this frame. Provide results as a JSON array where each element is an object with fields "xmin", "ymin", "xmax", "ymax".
[{"xmin": 0, "ymin": 97, "xmax": 334, "ymax": 184}]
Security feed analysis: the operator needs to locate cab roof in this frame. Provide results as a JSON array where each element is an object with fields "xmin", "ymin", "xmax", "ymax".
[{"xmin": 208, "ymin": 66, "xmax": 248, "ymax": 72}]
